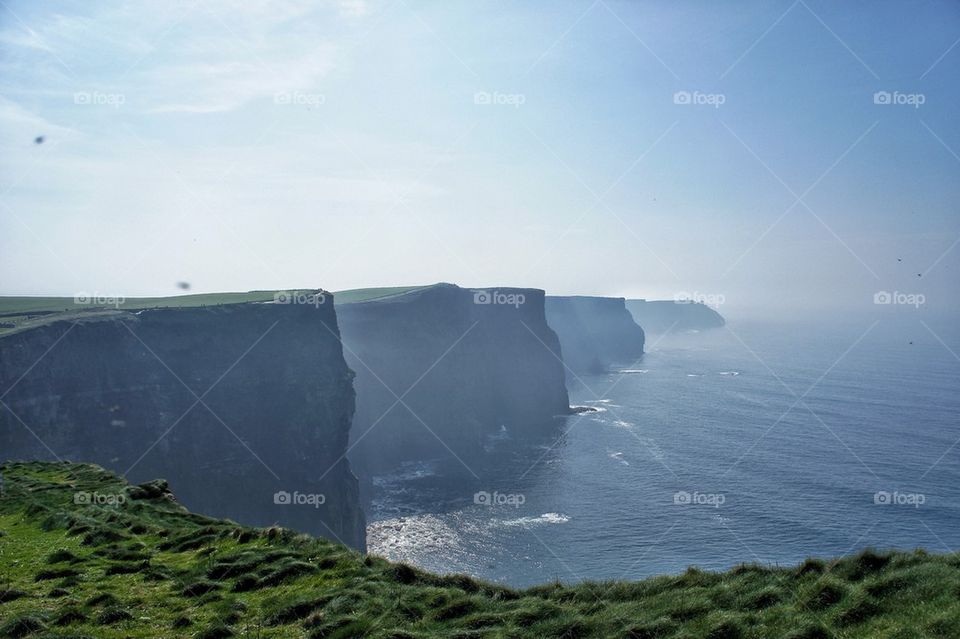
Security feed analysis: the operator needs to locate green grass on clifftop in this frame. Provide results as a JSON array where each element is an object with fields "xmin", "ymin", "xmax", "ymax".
[
  {"xmin": 332, "ymin": 285, "xmax": 432, "ymax": 304},
  {"xmin": 0, "ymin": 287, "xmax": 430, "ymax": 337},
  {"xmin": 0, "ymin": 292, "xmax": 286, "ymax": 316},
  {"xmin": 1, "ymin": 462, "xmax": 958, "ymax": 638},
  {"xmin": 0, "ymin": 292, "xmax": 287, "ymax": 338}
]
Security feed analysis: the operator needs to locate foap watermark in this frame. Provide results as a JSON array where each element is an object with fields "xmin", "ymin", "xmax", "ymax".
[
  {"xmin": 873, "ymin": 291, "xmax": 925, "ymax": 308},
  {"xmin": 474, "ymin": 91, "xmax": 526, "ymax": 108},
  {"xmin": 472, "ymin": 289, "xmax": 525, "ymax": 308},
  {"xmin": 74, "ymin": 491, "xmax": 126, "ymax": 506},
  {"xmin": 673, "ymin": 490, "xmax": 725, "ymax": 508},
  {"xmin": 273, "ymin": 490, "xmax": 326, "ymax": 508},
  {"xmin": 873, "ymin": 91, "xmax": 925, "ymax": 108},
  {"xmin": 274, "ymin": 290, "xmax": 327, "ymax": 307},
  {"xmin": 274, "ymin": 90, "xmax": 326, "ymax": 107},
  {"xmin": 874, "ymin": 491, "xmax": 925, "ymax": 508},
  {"xmin": 474, "ymin": 490, "xmax": 526, "ymax": 508},
  {"xmin": 74, "ymin": 292, "xmax": 125, "ymax": 308},
  {"xmin": 73, "ymin": 91, "xmax": 125, "ymax": 109},
  {"xmin": 674, "ymin": 291, "xmax": 725, "ymax": 306},
  {"xmin": 673, "ymin": 90, "xmax": 725, "ymax": 108}
]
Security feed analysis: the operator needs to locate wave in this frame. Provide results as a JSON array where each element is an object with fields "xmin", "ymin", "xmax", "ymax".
[
  {"xmin": 500, "ymin": 513, "xmax": 571, "ymax": 528},
  {"xmin": 608, "ymin": 450, "xmax": 629, "ymax": 465}
]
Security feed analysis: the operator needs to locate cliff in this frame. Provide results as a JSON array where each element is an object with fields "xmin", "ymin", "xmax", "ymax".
[
  {"xmin": 0, "ymin": 295, "xmax": 366, "ymax": 551},
  {"xmin": 545, "ymin": 296, "xmax": 646, "ymax": 375},
  {"xmin": 335, "ymin": 284, "xmax": 570, "ymax": 475},
  {"xmin": 625, "ymin": 299, "xmax": 725, "ymax": 333}
]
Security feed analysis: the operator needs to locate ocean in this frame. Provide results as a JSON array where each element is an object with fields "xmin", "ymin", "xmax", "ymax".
[{"xmin": 365, "ymin": 318, "xmax": 960, "ymax": 588}]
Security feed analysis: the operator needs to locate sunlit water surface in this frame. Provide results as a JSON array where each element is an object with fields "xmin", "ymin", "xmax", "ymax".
[{"xmin": 366, "ymin": 318, "xmax": 960, "ymax": 587}]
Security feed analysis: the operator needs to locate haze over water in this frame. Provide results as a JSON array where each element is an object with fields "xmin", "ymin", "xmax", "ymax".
[{"xmin": 367, "ymin": 318, "xmax": 960, "ymax": 587}]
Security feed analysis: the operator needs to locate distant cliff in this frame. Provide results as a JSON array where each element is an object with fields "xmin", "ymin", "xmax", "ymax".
[
  {"xmin": 545, "ymin": 296, "xmax": 645, "ymax": 375},
  {"xmin": 336, "ymin": 284, "xmax": 570, "ymax": 475},
  {"xmin": 0, "ymin": 296, "xmax": 366, "ymax": 551},
  {"xmin": 625, "ymin": 299, "xmax": 725, "ymax": 333}
]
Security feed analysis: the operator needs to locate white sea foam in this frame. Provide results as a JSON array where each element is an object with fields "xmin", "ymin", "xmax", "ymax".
[
  {"xmin": 501, "ymin": 513, "xmax": 570, "ymax": 527},
  {"xmin": 608, "ymin": 450, "xmax": 629, "ymax": 465},
  {"xmin": 367, "ymin": 514, "xmax": 464, "ymax": 557}
]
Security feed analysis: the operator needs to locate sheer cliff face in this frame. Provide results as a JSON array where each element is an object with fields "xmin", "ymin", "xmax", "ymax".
[
  {"xmin": 545, "ymin": 296, "xmax": 646, "ymax": 375},
  {"xmin": 0, "ymin": 301, "xmax": 366, "ymax": 551},
  {"xmin": 625, "ymin": 300, "xmax": 725, "ymax": 333},
  {"xmin": 336, "ymin": 284, "xmax": 570, "ymax": 475}
]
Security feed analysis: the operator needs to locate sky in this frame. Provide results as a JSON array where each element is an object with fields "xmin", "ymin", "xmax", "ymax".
[{"xmin": 0, "ymin": 0, "xmax": 958, "ymax": 318}]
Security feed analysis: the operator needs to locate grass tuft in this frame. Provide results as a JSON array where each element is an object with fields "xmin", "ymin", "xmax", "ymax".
[
  {"xmin": 34, "ymin": 568, "xmax": 80, "ymax": 582},
  {"xmin": 803, "ymin": 578, "xmax": 847, "ymax": 610},
  {"xmin": 46, "ymin": 550, "xmax": 79, "ymax": 564},
  {"xmin": 196, "ymin": 624, "xmax": 233, "ymax": 639},
  {"xmin": 54, "ymin": 606, "xmax": 88, "ymax": 626},
  {"xmin": 95, "ymin": 606, "xmax": 133, "ymax": 624},
  {"xmin": 0, "ymin": 588, "xmax": 29, "ymax": 603},
  {"xmin": 0, "ymin": 615, "xmax": 46, "ymax": 638}
]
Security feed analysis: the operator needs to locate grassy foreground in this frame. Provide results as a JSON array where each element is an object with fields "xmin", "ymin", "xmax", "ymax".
[{"xmin": 0, "ymin": 462, "xmax": 957, "ymax": 638}]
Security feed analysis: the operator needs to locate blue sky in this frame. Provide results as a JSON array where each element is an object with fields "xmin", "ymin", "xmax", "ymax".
[{"xmin": 1, "ymin": 0, "xmax": 958, "ymax": 316}]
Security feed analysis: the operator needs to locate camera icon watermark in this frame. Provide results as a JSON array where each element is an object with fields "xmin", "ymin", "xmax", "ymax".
[
  {"xmin": 873, "ymin": 291, "xmax": 924, "ymax": 308},
  {"xmin": 273, "ymin": 490, "xmax": 325, "ymax": 508},
  {"xmin": 471, "ymin": 289, "xmax": 526, "ymax": 308},
  {"xmin": 873, "ymin": 491, "xmax": 925, "ymax": 508},
  {"xmin": 474, "ymin": 490, "xmax": 526, "ymax": 508},
  {"xmin": 873, "ymin": 91, "xmax": 924, "ymax": 108},
  {"xmin": 274, "ymin": 90, "xmax": 326, "ymax": 107},
  {"xmin": 74, "ymin": 292, "xmax": 126, "ymax": 308},
  {"xmin": 673, "ymin": 90, "xmax": 725, "ymax": 108},
  {"xmin": 73, "ymin": 91, "xmax": 126, "ymax": 109},
  {"xmin": 673, "ymin": 291, "xmax": 725, "ymax": 306},
  {"xmin": 74, "ymin": 491, "xmax": 126, "ymax": 506},
  {"xmin": 273, "ymin": 290, "xmax": 327, "ymax": 307},
  {"xmin": 473, "ymin": 91, "xmax": 526, "ymax": 108},
  {"xmin": 673, "ymin": 490, "xmax": 725, "ymax": 508}
]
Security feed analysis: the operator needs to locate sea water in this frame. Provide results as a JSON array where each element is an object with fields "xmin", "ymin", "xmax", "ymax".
[{"xmin": 366, "ymin": 317, "xmax": 960, "ymax": 588}]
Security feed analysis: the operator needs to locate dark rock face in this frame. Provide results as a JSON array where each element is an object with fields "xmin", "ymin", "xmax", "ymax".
[
  {"xmin": 545, "ymin": 296, "xmax": 646, "ymax": 376},
  {"xmin": 0, "ymin": 300, "xmax": 365, "ymax": 551},
  {"xmin": 625, "ymin": 300, "xmax": 725, "ymax": 333},
  {"xmin": 336, "ymin": 284, "xmax": 570, "ymax": 476}
]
